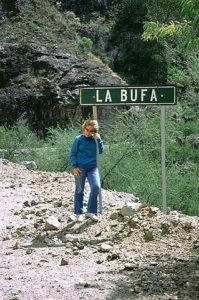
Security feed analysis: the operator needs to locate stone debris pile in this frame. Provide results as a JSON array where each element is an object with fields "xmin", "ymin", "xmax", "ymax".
[{"xmin": 0, "ymin": 159, "xmax": 199, "ymax": 300}]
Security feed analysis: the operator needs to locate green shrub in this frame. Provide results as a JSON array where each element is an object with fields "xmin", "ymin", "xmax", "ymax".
[
  {"xmin": 168, "ymin": 163, "xmax": 199, "ymax": 215},
  {"xmin": 0, "ymin": 111, "xmax": 198, "ymax": 216},
  {"xmin": 182, "ymin": 122, "xmax": 198, "ymax": 136},
  {"xmin": 79, "ymin": 37, "xmax": 93, "ymax": 55},
  {"xmin": 0, "ymin": 119, "xmax": 44, "ymax": 159},
  {"xmin": 99, "ymin": 109, "xmax": 198, "ymax": 215},
  {"xmin": 167, "ymin": 67, "xmax": 191, "ymax": 87},
  {"xmin": 101, "ymin": 147, "xmax": 162, "ymax": 207},
  {"xmin": 32, "ymin": 126, "xmax": 80, "ymax": 172}
]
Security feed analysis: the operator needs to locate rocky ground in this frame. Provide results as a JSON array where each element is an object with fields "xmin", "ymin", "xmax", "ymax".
[{"xmin": 0, "ymin": 159, "xmax": 199, "ymax": 300}]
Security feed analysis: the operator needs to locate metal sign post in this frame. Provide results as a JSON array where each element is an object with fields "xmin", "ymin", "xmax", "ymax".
[
  {"xmin": 92, "ymin": 106, "xmax": 97, "ymax": 120},
  {"xmin": 79, "ymin": 85, "xmax": 176, "ymax": 214},
  {"xmin": 161, "ymin": 106, "xmax": 167, "ymax": 213},
  {"xmin": 92, "ymin": 105, "xmax": 102, "ymax": 213}
]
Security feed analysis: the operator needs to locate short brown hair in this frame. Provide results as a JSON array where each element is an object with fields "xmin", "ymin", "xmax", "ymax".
[{"xmin": 82, "ymin": 119, "xmax": 99, "ymax": 133}]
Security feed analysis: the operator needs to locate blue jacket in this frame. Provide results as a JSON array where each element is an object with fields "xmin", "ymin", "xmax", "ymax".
[{"xmin": 70, "ymin": 134, "xmax": 104, "ymax": 169}]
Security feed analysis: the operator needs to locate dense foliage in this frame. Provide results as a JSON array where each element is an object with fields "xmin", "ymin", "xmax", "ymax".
[{"xmin": 0, "ymin": 113, "xmax": 198, "ymax": 216}]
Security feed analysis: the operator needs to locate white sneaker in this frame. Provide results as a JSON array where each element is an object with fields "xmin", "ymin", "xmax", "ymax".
[
  {"xmin": 76, "ymin": 214, "xmax": 84, "ymax": 222},
  {"xmin": 86, "ymin": 213, "xmax": 98, "ymax": 222}
]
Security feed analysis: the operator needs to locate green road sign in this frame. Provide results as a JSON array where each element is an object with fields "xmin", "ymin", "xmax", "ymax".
[{"xmin": 79, "ymin": 86, "xmax": 176, "ymax": 105}]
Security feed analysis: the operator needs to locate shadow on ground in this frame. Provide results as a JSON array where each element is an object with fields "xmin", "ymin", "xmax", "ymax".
[{"xmin": 106, "ymin": 256, "xmax": 199, "ymax": 300}]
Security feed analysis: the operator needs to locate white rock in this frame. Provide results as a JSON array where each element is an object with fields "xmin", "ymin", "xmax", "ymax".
[
  {"xmin": 45, "ymin": 216, "xmax": 61, "ymax": 230},
  {"xmin": 20, "ymin": 161, "xmax": 37, "ymax": 170},
  {"xmin": 121, "ymin": 202, "xmax": 143, "ymax": 217},
  {"xmin": 100, "ymin": 242, "xmax": 113, "ymax": 252}
]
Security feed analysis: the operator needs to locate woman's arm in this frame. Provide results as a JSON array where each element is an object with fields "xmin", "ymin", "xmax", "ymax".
[{"xmin": 69, "ymin": 137, "xmax": 79, "ymax": 167}]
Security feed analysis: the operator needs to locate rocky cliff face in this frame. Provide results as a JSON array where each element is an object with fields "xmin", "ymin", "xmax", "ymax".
[
  {"xmin": 0, "ymin": 42, "xmax": 124, "ymax": 135},
  {"xmin": 0, "ymin": 0, "xmax": 126, "ymax": 135}
]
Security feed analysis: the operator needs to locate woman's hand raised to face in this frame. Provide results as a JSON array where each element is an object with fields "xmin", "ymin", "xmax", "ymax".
[{"xmin": 93, "ymin": 132, "xmax": 101, "ymax": 140}]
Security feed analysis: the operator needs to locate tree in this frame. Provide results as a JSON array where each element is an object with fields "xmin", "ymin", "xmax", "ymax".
[
  {"xmin": 109, "ymin": 0, "xmax": 168, "ymax": 84},
  {"xmin": 143, "ymin": 0, "xmax": 199, "ymax": 50}
]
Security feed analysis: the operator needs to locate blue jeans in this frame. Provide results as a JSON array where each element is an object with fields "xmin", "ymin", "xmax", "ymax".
[{"xmin": 74, "ymin": 167, "xmax": 100, "ymax": 215}]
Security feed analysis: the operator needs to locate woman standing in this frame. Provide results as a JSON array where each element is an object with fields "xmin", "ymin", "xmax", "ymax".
[{"xmin": 70, "ymin": 120, "xmax": 104, "ymax": 222}]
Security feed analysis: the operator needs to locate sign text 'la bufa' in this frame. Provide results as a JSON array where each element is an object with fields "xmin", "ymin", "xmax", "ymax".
[
  {"xmin": 96, "ymin": 88, "xmax": 159, "ymax": 103},
  {"xmin": 79, "ymin": 86, "xmax": 176, "ymax": 106}
]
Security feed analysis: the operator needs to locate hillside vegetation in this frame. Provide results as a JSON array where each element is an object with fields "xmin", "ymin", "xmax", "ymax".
[
  {"xmin": 0, "ymin": 109, "xmax": 198, "ymax": 217},
  {"xmin": 0, "ymin": 0, "xmax": 87, "ymax": 56},
  {"xmin": 0, "ymin": 0, "xmax": 198, "ymax": 215}
]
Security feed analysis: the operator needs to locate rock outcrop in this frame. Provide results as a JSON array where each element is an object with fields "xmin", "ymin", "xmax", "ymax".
[{"xmin": 0, "ymin": 42, "xmax": 124, "ymax": 134}]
